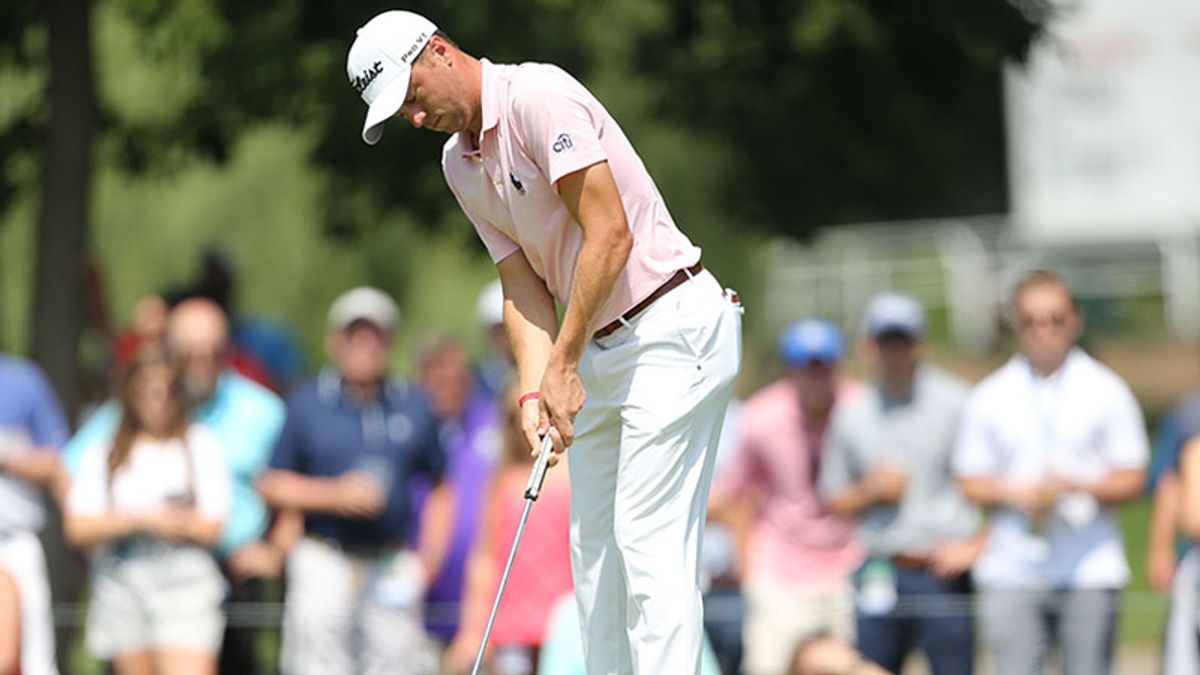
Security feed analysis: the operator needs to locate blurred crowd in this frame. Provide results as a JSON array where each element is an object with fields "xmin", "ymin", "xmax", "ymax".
[{"xmin": 1, "ymin": 265, "xmax": 1197, "ymax": 675}]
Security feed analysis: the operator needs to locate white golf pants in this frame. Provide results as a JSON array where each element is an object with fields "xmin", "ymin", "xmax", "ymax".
[{"xmin": 570, "ymin": 269, "xmax": 742, "ymax": 675}]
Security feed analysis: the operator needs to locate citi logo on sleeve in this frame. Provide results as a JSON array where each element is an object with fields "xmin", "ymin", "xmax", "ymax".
[
  {"xmin": 552, "ymin": 133, "xmax": 573, "ymax": 153},
  {"xmin": 351, "ymin": 61, "xmax": 384, "ymax": 93}
]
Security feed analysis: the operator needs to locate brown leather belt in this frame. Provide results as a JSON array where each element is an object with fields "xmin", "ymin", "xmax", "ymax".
[
  {"xmin": 891, "ymin": 552, "xmax": 932, "ymax": 570},
  {"xmin": 593, "ymin": 262, "xmax": 704, "ymax": 340}
]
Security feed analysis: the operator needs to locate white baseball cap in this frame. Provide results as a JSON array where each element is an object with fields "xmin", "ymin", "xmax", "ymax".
[
  {"xmin": 863, "ymin": 292, "xmax": 925, "ymax": 339},
  {"xmin": 328, "ymin": 287, "xmax": 400, "ymax": 333},
  {"xmin": 346, "ymin": 11, "xmax": 438, "ymax": 145},
  {"xmin": 475, "ymin": 279, "xmax": 504, "ymax": 327}
]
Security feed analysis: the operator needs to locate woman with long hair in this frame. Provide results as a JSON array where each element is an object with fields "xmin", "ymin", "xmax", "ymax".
[
  {"xmin": 65, "ymin": 355, "xmax": 231, "ymax": 675},
  {"xmin": 445, "ymin": 385, "xmax": 573, "ymax": 675}
]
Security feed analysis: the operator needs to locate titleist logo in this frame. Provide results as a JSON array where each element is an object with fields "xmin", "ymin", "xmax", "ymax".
[{"xmin": 351, "ymin": 61, "xmax": 384, "ymax": 93}]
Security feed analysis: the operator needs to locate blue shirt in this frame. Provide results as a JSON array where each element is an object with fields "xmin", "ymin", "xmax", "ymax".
[
  {"xmin": 268, "ymin": 368, "xmax": 445, "ymax": 548},
  {"xmin": 63, "ymin": 371, "xmax": 285, "ymax": 557},
  {"xmin": 1154, "ymin": 391, "xmax": 1200, "ymax": 486},
  {"xmin": 0, "ymin": 355, "xmax": 69, "ymax": 532}
]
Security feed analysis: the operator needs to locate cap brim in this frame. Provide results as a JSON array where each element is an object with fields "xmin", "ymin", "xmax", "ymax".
[{"xmin": 361, "ymin": 71, "xmax": 410, "ymax": 145}]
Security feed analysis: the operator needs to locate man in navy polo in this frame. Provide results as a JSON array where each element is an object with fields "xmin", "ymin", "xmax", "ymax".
[
  {"xmin": 258, "ymin": 287, "xmax": 453, "ymax": 675},
  {"xmin": 0, "ymin": 352, "xmax": 69, "ymax": 675}
]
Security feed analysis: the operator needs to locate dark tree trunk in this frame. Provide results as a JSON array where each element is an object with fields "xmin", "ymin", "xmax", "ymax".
[
  {"xmin": 31, "ymin": 1, "xmax": 97, "ymax": 670},
  {"xmin": 31, "ymin": 0, "xmax": 96, "ymax": 420}
]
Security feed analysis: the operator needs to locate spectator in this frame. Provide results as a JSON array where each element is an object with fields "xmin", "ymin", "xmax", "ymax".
[
  {"xmin": 63, "ymin": 298, "xmax": 287, "ymax": 675},
  {"xmin": 820, "ymin": 292, "xmax": 982, "ymax": 674},
  {"xmin": 1146, "ymin": 389, "xmax": 1200, "ymax": 674},
  {"xmin": 954, "ymin": 269, "xmax": 1148, "ymax": 675},
  {"xmin": 709, "ymin": 318, "xmax": 863, "ymax": 675},
  {"xmin": 474, "ymin": 280, "xmax": 514, "ymax": 401},
  {"xmin": 444, "ymin": 384, "xmax": 572, "ymax": 675},
  {"xmin": 113, "ymin": 293, "xmax": 170, "ymax": 368},
  {"xmin": 64, "ymin": 355, "xmax": 231, "ymax": 674},
  {"xmin": 415, "ymin": 332, "xmax": 502, "ymax": 643},
  {"xmin": 0, "ymin": 353, "xmax": 67, "ymax": 675},
  {"xmin": 258, "ymin": 287, "xmax": 453, "ymax": 675}
]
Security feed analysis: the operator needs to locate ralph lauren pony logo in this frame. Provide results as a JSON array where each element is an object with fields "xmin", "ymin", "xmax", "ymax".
[
  {"xmin": 552, "ymin": 133, "xmax": 573, "ymax": 153},
  {"xmin": 510, "ymin": 172, "xmax": 526, "ymax": 196},
  {"xmin": 351, "ymin": 61, "xmax": 384, "ymax": 94}
]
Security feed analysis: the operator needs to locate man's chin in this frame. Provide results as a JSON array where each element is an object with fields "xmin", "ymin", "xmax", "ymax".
[{"xmin": 185, "ymin": 380, "xmax": 217, "ymax": 404}]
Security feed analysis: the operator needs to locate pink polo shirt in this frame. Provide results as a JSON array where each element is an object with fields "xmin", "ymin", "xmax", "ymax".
[
  {"xmin": 441, "ymin": 60, "xmax": 700, "ymax": 328},
  {"xmin": 714, "ymin": 379, "xmax": 865, "ymax": 588}
]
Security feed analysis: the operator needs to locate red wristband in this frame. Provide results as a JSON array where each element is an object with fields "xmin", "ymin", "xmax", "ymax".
[{"xmin": 517, "ymin": 391, "xmax": 540, "ymax": 407}]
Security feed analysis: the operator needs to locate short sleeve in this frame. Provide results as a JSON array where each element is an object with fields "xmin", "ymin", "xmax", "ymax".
[
  {"xmin": 62, "ymin": 402, "xmax": 121, "ymax": 475},
  {"xmin": 25, "ymin": 366, "xmax": 69, "ymax": 449},
  {"xmin": 952, "ymin": 391, "xmax": 1000, "ymax": 477},
  {"xmin": 188, "ymin": 425, "xmax": 232, "ymax": 522},
  {"xmin": 818, "ymin": 408, "xmax": 860, "ymax": 500},
  {"xmin": 268, "ymin": 399, "xmax": 310, "ymax": 474},
  {"xmin": 66, "ymin": 441, "xmax": 112, "ymax": 516},
  {"xmin": 1102, "ymin": 383, "xmax": 1150, "ymax": 470},
  {"xmin": 1149, "ymin": 411, "xmax": 1183, "ymax": 490},
  {"xmin": 443, "ymin": 171, "xmax": 521, "ymax": 264},
  {"xmin": 510, "ymin": 71, "xmax": 609, "ymax": 187}
]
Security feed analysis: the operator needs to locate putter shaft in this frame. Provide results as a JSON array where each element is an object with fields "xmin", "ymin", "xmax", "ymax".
[{"xmin": 469, "ymin": 433, "xmax": 556, "ymax": 675}]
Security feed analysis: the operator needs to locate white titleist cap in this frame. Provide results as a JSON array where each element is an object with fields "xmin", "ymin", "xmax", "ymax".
[{"xmin": 346, "ymin": 11, "xmax": 437, "ymax": 145}]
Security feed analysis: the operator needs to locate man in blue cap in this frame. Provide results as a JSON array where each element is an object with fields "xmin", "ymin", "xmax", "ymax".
[
  {"xmin": 709, "ymin": 318, "xmax": 864, "ymax": 675},
  {"xmin": 820, "ymin": 292, "xmax": 983, "ymax": 675}
]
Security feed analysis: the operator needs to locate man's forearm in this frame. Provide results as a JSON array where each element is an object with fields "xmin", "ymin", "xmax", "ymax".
[
  {"xmin": 553, "ymin": 229, "xmax": 632, "ymax": 367},
  {"xmin": 258, "ymin": 471, "xmax": 341, "ymax": 513},
  {"xmin": 1076, "ymin": 468, "xmax": 1146, "ymax": 505},
  {"xmin": 553, "ymin": 163, "xmax": 633, "ymax": 367},
  {"xmin": 497, "ymin": 252, "xmax": 559, "ymax": 396},
  {"xmin": 418, "ymin": 481, "xmax": 455, "ymax": 578},
  {"xmin": 0, "ymin": 451, "xmax": 60, "ymax": 487},
  {"xmin": 825, "ymin": 482, "xmax": 876, "ymax": 518}
]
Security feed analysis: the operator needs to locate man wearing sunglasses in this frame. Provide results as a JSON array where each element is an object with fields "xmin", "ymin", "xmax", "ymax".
[{"xmin": 952, "ymin": 270, "xmax": 1147, "ymax": 675}]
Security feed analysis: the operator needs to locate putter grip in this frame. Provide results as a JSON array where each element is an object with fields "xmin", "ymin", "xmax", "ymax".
[{"xmin": 524, "ymin": 433, "xmax": 555, "ymax": 500}]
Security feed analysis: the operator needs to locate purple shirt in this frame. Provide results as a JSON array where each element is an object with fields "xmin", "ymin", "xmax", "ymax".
[{"xmin": 420, "ymin": 393, "xmax": 501, "ymax": 640}]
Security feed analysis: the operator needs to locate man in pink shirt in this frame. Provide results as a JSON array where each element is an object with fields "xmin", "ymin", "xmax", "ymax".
[
  {"xmin": 711, "ymin": 318, "xmax": 864, "ymax": 675},
  {"xmin": 346, "ymin": 11, "xmax": 743, "ymax": 675}
]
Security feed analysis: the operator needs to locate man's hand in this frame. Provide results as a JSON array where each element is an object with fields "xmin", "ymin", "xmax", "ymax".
[
  {"xmin": 538, "ymin": 359, "xmax": 585, "ymax": 456},
  {"xmin": 334, "ymin": 472, "xmax": 387, "ymax": 519},
  {"xmin": 140, "ymin": 507, "xmax": 193, "ymax": 543},
  {"xmin": 929, "ymin": 537, "xmax": 986, "ymax": 579},
  {"xmin": 228, "ymin": 541, "xmax": 285, "ymax": 582},
  {"xmin": 1004, "ymin": 482, "xmax": 1057, "ymax": 515},
  {"xmin": 1147, "ymin": 546, "xmax": 1177, "ymax": 595},
  {"xmin": 863, "ymin": 465, "xmax": 907, "ymax": 504}
]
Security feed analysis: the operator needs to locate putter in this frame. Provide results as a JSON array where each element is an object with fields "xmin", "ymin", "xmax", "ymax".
[{"xmin": 469, "ymin": 432, "xmax": 557, "ymax": 675}]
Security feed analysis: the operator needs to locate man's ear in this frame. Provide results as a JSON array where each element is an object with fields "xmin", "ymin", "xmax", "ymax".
[{"xmin": 426, "ymin": 36, "xmax": 451, "ymax": 65}]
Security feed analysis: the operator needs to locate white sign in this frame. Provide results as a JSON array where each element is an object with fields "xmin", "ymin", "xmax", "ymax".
[{"xmin": 1006, "ymin": 0, "xmax": 1200, "ymax": 242}]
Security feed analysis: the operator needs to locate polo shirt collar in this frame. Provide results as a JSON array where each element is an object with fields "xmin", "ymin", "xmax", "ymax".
[
  {"xmin": 317, "ymin": 366, "xmax": 407, "ymax": 408},
  {"xmin": 458, "ymin": 59, "xmax": 501, "ymax": 158},
  {"xmin": 1013, "ymin": 346, "xmax": 1083, "ymax": 384}
]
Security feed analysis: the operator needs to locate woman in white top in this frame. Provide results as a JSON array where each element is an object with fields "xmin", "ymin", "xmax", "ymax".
[{"xmin": 65, "ymin": 355, "xmax": 231, "ymax": 675}]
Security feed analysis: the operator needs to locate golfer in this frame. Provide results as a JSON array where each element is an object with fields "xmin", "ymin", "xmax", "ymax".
[{"xmin": 347, "ymin": 10, "xmax": 742, "ymax": 674}]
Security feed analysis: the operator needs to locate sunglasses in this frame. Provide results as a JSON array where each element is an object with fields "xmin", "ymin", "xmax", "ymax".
[{"xmin": 1015, "ymin": 313, "xmax": 1070, "ymax": 331}]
